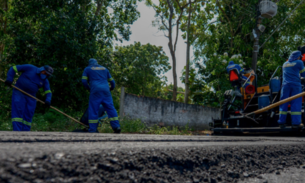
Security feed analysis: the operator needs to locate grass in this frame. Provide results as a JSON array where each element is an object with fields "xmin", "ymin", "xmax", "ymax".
[
  {"xmin": 0, "ymin": 109, "xmax": 83, "ymax": 132},
  {"xmin": 0, "ymin": 110, "xmax": 208, "ymax": 135},
  {"xmin": 99, "ymin": 118, "xmax": 193, "ymax": 135}
]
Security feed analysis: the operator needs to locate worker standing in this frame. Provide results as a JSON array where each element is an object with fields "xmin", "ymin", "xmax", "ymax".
[
  {"xmin": 5, "ymin": 65, "xmax": 54, "ymax": 131},
  {"xmin": 278, "ymin": 51, "xmax": 305, "ymax": 129},
  {"xmin": 82, "ymin": 58, "xmax": 121, "ymax": 133},
  {"xmin": 226, "ymin": 61, "xmax": 250, "ymax": 97}
]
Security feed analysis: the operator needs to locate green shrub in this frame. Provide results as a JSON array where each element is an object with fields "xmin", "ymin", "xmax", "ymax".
[{"xmin": 0, "ymin": 111, "xmax": 194, "ymax": 135}]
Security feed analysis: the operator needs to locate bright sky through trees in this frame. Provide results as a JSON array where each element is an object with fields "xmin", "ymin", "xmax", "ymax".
[{"xmin": 115, "ymin": 0, "xmax": 193, "ymax": 88}]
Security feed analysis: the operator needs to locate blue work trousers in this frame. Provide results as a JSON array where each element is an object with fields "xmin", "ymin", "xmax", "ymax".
[
  {"xmin": 278, "ymin": 84, "xmax": 302, "ymax": 125},
  {"xmin": 88, "ymin": 90, "xmax": 120, "ymax": 132},
  {"xmin": 11, "ymin": 89, "xmax": 36, "ymax": 131}
]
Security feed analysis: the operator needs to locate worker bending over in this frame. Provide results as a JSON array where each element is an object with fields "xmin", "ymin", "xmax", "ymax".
[
  {"xmin": 82, "ymin": 58, "xmax": 121, "ymax": 133},
  {"xmin": 278, "ymin": 51, "xmax": 305, "ymax": 129},
  {"xmin": 5, "ymin": 65, "xmax": 54, "ymax": 131},
  {"xmin": 226, "ymin": 61, "xmax": 250, "ymax": 97}
]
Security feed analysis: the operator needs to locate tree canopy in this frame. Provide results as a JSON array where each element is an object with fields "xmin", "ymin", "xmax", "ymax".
[
  {"xmin": 1, "ymin": 0, "xmax": 141, "ymax": 111},
  {"xmin": 189, "ymin": 0, "xmax": 305, "ymax": 107},
  {"xmin": 112, "ymin": 42, "xmax": 171, "ymax": 97}
]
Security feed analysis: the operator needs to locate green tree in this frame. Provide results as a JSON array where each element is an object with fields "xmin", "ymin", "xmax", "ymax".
[
  {"xmin": 2, "ymin": 0, "xmax": 141, "ymax": 111},
  {"xmin": 146, "ymin": 0, "xmax": 200, "ymax": 101},
  {"xmin": 112, "ymin": 42, "xmax": 171, "ymax": 97},
  {"xmin": 192, "ymin": 0, "xmax": 305, "ymax": 106},
  {"xmin": 180, "ymin": 0, "xmax": 214, "ymax": 103}
]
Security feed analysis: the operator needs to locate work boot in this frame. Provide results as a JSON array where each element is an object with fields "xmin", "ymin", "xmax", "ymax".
[
  {"xmin": 291, "ymin": 123, "xmax": 304, "ymax": 129},
  {"xmin": 88, "ymin": 130, "xmax": 99, "ymax": 133},
  {"xmin": 279, "ymin": 124, "xmax": 286, "ymax": 129},
  {"xmin": 233, "ymin": 88, "xmax": 242, "ymax": 97},
  {"xmin": 113, "ymin": 127, "xmax": 121, "ymax": 134}
]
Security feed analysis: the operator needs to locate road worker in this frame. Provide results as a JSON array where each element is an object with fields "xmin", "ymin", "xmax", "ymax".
[
  {"xmin": 226, "ymin": 61, "xmax": 250, "ymax": 97},
  {"xmin": 81, "ymin": 58, "xmax": 121, "ymax": 133},
  {"xmin": 278, "ymin": 51, "xmax": 305, "ymax": 129},
  {"xmin": 5, "ymin": 65, "xmax": 54, "ymax": 131}
]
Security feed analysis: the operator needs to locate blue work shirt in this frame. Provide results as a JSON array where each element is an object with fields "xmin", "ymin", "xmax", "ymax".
[
  {"xmin": 6, "ymin": 64, "xmax": 52, "ymax": 102},
  {"xmin": 226, "ymin": 61, "xmax": 244, "ymax": 74},
  {"xmin": 81, "ymin": 60, "xmax": 115, "ymax": 93},
  {"xmin": 283, "ymin": 60, "xmax": 305, "ymax": 86}
]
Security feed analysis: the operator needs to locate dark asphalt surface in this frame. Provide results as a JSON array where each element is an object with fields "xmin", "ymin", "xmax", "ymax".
[{"xmin": 1, "ymin": 131, "xmax": 305, "ymax": 183}]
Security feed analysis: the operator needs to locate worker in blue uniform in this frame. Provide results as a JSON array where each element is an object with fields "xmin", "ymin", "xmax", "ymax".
[
  {"xmin": 80, "ymin": 104, "xmax": 108, "ymax": 126},
  {"xmin": 278, "ymin": 51, "xmax": 305, "ymax": 129},
  {"xmin": 5, "ymin": 65, "xmax": 54, "ymax": 131},
  {"xmin": 82, "ymin": 58, "xmax": 121, "ymax": 133},
  {"xmin": 226, "ymin": 61, "xmax": 250, "ymax": 97}
]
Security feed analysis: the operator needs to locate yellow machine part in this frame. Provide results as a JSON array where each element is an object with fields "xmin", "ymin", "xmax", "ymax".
[
  {"xmin": 257, "ymin": 85, "xmax": 269, "ymax": 93},
  {"xmin": 241, "ymin": 85, "xmax": 270, "ymax": 98},
  {"xmin": 243, "ymin": 72, "xmax": 255, "ymax": 84},
  {"xmin": 241, "ymin": 85, "xmax": 270, "ymax": 109}
]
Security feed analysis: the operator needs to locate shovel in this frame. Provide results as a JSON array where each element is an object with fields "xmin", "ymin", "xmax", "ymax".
[{"xmin": 0, "ymin": 78, "xmax": 88, "ymax": 127}]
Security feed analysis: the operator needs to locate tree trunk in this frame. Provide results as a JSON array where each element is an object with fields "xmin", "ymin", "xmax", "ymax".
[
  {"xmin": 167, "ymin": 0, "xmax": 177, "ymax": 101},
  {"xmin": 95, "ymin": 0, "xmax": 104, "ymax": 16},
  {"xmin": 184, "ymin": 0, "xmax": 191, "ymax": 104},
  {"xmin": 168, "ymin": 42, "xmax": 178, "ymax": 101},
  {"xmin": 251, "ymin": 34, "xmax": 259, "ymax": 72},
  {"xmin": 251, "ymin": 15, "xmax": 262, "ymax": 72}
]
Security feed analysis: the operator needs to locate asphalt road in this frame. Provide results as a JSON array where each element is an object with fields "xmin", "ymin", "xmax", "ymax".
[{"xmin": 1, "ymin": 131, "xmax": 305, "ymax": 183}]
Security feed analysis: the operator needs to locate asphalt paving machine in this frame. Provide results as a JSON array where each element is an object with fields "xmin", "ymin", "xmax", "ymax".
[{"xmin": 210, "ymin": 66, "xmax": 305, "ymax": 135}]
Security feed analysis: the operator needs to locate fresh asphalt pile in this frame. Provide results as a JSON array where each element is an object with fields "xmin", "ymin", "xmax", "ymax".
[{"xmin": 0, "ymin": 132, "xmax": 305, "ymax": 183}]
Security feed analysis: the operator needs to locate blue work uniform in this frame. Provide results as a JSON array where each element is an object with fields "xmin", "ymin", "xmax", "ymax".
[
  {"xmin": 82, "ymin": 59, "xmax": 120, "ymax": 132},
  {"xmin": 278, "ymin": 51, "xmax": 305, "ymax": 125},
  {"xmin": 226, "ymin": 61, "xmax": 250, "ymax": 88},
  {"xmin": 6, "ymin": 65, "xmax": 52, "ymax": 131},
  {"xmin": 80, "ymin": 104, "xmax": 108, "ymax": 126}
]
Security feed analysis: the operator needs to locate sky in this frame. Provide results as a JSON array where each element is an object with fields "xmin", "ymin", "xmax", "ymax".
[{"xmin": 115, "ymin": 0, "xmax": 194, "ymax": 88}]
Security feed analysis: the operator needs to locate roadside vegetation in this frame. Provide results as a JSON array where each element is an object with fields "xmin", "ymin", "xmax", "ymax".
[
  {"xmin": 0, "ymin": 109, "xmax": 203, "ymax": 135},
  {"xmin": 99, "ymin": 118, "xmax": 194, "ymax": 135},
  {"xmin": 0, "ymin": 109, "xmax": 84, "ymax": 132}
]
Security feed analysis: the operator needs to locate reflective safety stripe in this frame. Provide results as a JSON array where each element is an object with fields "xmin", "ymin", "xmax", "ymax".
[
  {"xmin": 44, "ymin": 90, "xmax": 52, "ymax": 95},
  {"xmin": 82, "ymin": 76, "xmax": 88, "ymax": 80},
  {"xmin": 12, "ymin": 118, "xmax": 32, "ymax": 126},
  {"xmin": 22, "ymin": 120, "xmax": 32, "ymax": 126},
  {"xmin": 109, "ymin": 117, "xmax": 119, "ymax": 121},
  {"xmin": 300, "ymin": 68, "xmax": 305, "ymax": 73},
  {"xmin": 108, "ymin": 77, "xmax": 114, "ymax": 81},
  {"xmin": 89, "ymin": 120, "xmax": 98, "ymax": 123},
  {"xmin": 279, "ymin": 111, "xmax": 287, "ymax": 115},
  {"xmin": 291, "ymin": 112, "xmax": 302, "ymax": 115},
  {"xmin": 13, "ymin": 66, "xmax": 18, "ymax": 73},
  {"xmin": 12, "ymin": 118, "xmax": 23, "ymax": 122}
]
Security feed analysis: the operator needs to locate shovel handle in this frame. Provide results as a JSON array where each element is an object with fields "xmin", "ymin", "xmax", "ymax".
[
  {"xmin": 0, "ymin": 78, "xmax": 88, "ymax": 127},
  {"xmin": 246, "ymin": 91, "xmax": 305, "ymax": 116}
]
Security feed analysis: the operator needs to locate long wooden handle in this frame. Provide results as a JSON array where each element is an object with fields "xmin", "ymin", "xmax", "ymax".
[
  {"xmin": 246, "ymin": 91, "xmax": 305, "ymax": 116},
  {"xmin": 0, "ymin": 78, "xmax": 88, "ymax": 127}
]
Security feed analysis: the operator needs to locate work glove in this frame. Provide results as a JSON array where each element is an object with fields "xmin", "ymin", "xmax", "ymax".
[
  {"xmin": 4, "ymin": 80, "xmax": 12, "ymax": 87},
  {"xmin": 44, "ymin": 101, "xmax": 51, "ymax": 110}
]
